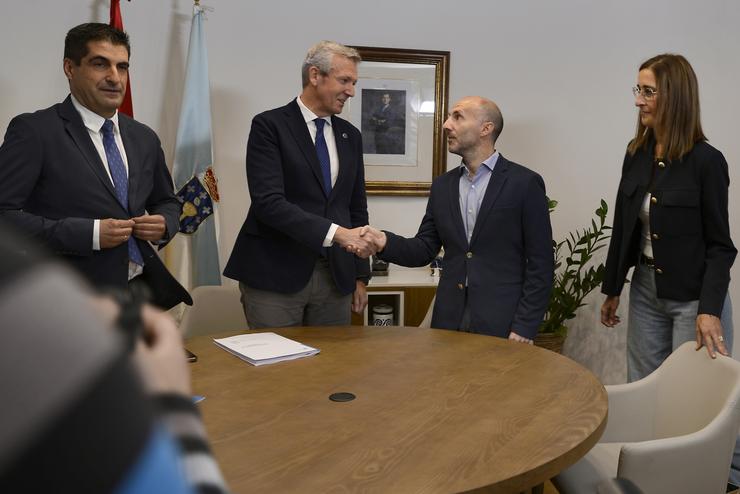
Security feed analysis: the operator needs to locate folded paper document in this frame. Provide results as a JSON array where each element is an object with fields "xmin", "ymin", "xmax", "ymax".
[{"xmin": 213, "ymin": 332, "xmax": 319, "ymax": 366}]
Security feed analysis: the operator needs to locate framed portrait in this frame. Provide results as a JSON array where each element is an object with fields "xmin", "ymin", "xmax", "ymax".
[{"xmin": 344, "ymin": 46, "xmax": 450, "ymax": 196}]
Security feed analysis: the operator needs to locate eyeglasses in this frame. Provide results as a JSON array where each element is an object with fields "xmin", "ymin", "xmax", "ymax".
[{"xmin": 632, "ymin": 86, "xmax": 658, "ymax": 101}]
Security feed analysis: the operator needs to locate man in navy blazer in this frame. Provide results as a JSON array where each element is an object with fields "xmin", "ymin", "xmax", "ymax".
[
  {"xmin": 0, "ymin": 23, "xmax": 190, "ymax": 309},
  {"xmin": 361, "ymin": 96, "xmax": 553, "ymax": 342},
  {"xmin": 224, "ymin": 41, "xmax": 372, "ymax": 328}
]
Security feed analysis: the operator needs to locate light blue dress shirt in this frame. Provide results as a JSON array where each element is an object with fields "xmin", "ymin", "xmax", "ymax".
[{"xmin": 458, "ymin": 152, "xmax": 499, "ymax": 243}]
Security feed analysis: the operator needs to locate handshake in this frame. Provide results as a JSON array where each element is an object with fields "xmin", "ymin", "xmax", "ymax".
[{"xmin": 335, "ymin": 225, "xmax": 387, "ymax": 258}]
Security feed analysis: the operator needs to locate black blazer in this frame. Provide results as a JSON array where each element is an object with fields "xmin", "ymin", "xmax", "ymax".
[
  {"xmin": 602, "ymin": 140, "xmax": 736, "ymax": 316},
  {"xmin": 379, "ymin": 156, "xmax": 554, "ymax": 339},
  {"xmin": 0, "ymin": 96, "xmax": 191, "ymax": 309},
  {"xmin": 224, "ymin": 99, "xmax": 370, "ymax": 294}
]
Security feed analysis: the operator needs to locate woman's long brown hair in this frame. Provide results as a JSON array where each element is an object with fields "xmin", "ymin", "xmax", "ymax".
[{"xmin": 628, "ymin": 53, "xmax": 706, "ymax": 160}]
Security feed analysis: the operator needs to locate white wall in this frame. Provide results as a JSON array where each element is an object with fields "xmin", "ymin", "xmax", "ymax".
[{"xmin": 2, "ymin": 0, "xmax": 740, "ymax": 367}]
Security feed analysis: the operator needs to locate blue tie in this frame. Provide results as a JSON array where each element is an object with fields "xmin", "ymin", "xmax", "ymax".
[
  {"xmin": 314, "ymin": 118, "xmax": 332, "ymax": 196},
  {"xmin": 101, "ymin": 120, "xmax": 144, "ymax": 266}
]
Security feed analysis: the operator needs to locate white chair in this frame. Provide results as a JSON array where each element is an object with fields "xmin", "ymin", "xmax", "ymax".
[
  {"xmin": 418, "ymin": 295, "xmax": 435, "ymax": 328},
  {"xmin": 179, "ymin": 285, "xmax": 247, "ymax": 338},
  {"xmin": 553, "ymin": 341, "xmax": 740, "ymax": 494}
]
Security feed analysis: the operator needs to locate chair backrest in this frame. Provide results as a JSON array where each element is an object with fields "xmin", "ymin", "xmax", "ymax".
[
  {"xmin": 180, "ymin": 285, "xmax": 247, "ymax": 338},
  {"xmin": 614, "ymin": 342, "xmax": 740, "ymax": 494},
  {"xmin": 652, "ymin": 342, "xmax": 740, "ymax": 438},
  {"xmin": 418, "ymin": 295, "xmax": 435, "ymax": 328}
]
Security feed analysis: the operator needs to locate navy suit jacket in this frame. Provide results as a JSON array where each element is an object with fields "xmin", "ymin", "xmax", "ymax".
[
  {"xmin": 379, "ymin": 156, "xmax": 554, "ymax": 339},
  {"xmin": 0, "ymin": 96, "xmax": 191, "ymax": 309},
  {"xmin": 224, "ymin": 99, "xmax": 370, "ymax": 294}
]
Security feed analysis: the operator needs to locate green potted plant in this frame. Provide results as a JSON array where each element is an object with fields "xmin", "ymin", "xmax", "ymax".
[{"xmin": 535, "ymin": 199, "xmax": 611, "ymax": 353}]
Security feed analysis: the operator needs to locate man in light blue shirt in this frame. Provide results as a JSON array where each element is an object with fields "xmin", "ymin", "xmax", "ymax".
[{"xmin": 361, "ymin": 96, "xmax": 554, "ymax": 342}]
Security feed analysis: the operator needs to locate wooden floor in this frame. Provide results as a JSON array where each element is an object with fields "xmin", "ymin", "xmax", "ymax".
[
  {"xmin": 544, "ymin": 480, "xmax": 559, "ymax": 493},
  {"xmin": 519, "ymin": 481, "xmax": 559, "ymax": 493}
]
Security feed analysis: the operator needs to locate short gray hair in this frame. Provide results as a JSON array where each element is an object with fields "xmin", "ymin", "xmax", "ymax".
[{"xmin": 301, "ymin": 41, "xmax": 361, "ymax": 87}]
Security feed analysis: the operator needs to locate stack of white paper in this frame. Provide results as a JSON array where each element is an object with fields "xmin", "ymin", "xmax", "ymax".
[{"xmin": 213, "ymin": 332, "xmax": 319, "ymax": 366}]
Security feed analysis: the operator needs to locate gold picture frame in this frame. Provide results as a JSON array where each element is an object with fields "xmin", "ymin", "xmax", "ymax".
[{"xmin": 346, "ymin": 46, "xmax": 450, "ymax": 196}]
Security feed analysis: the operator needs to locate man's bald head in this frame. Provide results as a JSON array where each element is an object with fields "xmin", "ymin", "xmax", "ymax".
[{"xmin": 460, "ymin": 96, "xmax": 504, "ymax": 144}]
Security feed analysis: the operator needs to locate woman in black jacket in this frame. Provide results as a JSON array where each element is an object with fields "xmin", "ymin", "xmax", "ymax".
[{"xmin": 600, "ymin": 53, "xmax": 736, "ymax": 382}]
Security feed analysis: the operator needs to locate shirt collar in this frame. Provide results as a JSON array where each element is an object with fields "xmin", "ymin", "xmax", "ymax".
[
  {"xmin": 70, "ymin": 93, "xmax": 120, "ymax": 134},
  {"xmin": 297, "ymin": 96, "xmax": 331, "ymax": 127},
  {"xmin": 459, "ymin": 151, "xmax": 499, "ymax": 176}
]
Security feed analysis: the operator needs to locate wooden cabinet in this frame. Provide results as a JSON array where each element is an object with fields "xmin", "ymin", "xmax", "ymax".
[{"xmin": 352, "ymin": 267, "xmax": 438, "ymax": 327}]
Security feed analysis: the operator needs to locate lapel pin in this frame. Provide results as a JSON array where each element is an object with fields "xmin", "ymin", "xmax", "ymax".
[{"xmin": 342, "ymin": 133, "xmax": 348, "ymax": 139}]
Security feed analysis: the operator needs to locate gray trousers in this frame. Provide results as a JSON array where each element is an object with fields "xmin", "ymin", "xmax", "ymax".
[{"xmin": 239, "ymin": 259, "xmax": 351, "ymax": 329}]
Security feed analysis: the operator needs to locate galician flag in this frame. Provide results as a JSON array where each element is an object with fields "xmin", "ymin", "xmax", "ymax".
[{"xmin": 166, "ymin": 3, "xmax": 221, "ymax": 288}]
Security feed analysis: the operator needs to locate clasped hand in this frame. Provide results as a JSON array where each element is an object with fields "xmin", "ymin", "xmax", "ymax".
[
  {"xmin": 100, "ymin": 214, "xmax": 167, "ymax": 248},
  {"xmin": 334, "ymin": 225, "xmax": 387, "ymax": 258}
]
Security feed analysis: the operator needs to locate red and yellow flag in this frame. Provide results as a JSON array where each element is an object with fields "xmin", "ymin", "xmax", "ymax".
[{"xmin": 109, "ymin": 0, "xmax": 133, "ymax": 117}]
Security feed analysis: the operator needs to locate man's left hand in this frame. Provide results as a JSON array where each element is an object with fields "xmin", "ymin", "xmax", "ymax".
[
  {"xmin": 352, "ymin": 280, "xmax": 368, "ymax": 314},
  {"xmin": 132, "ymin": 214, "xmax": 167, "ymax": 242},
  {"xmin": 509, "ymin": 331, "xmax": 533, "ymax": 345}
]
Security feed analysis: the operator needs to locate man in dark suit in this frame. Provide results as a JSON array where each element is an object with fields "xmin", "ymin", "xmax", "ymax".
[
  {"xmin": 361, "ymin": 96, "xmax": 553, "ymax": 342},
  {"xmin": 224, "ymin": 41, "xmax": 373, "ymax": 328},
  {"xmin": 0, "ymin": 23, "xmax": 190, "ymax": 309}
]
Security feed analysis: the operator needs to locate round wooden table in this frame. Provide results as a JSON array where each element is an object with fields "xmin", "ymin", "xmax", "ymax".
[{"xmin": 188, "ymin": 326, "xmax": 607, "ymax": 493}]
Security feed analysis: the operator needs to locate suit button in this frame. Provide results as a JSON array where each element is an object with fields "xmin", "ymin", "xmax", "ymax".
[
  {"xmin": 466, "ymin": 252, "xmax": 473, "ymax": 259},
  {"xmin": 655, "ymin": 268, "xmax": 663, "ymax": 275},
  {"xmin": 457, "ymin": 283, "xmax": 464, "ymax": 290},
  {"xmin": 657, "ymin": 161, "xmax": 666, "ymax": 168},
  {"xmin": 652, "ymin": 233, "xmax": 660, "ymax": 240},
  {"xmin": 650, "ymin": 196, "xmax": 657, "ymax": 204}
]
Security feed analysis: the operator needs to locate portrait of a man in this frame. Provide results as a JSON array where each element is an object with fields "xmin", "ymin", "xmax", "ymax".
[{"xmin": 361, "ymin": 89, "xmax": 406, "ymax": 155}]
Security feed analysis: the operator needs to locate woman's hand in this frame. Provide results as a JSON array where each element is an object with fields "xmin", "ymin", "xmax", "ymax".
[
  {"xmin": 601, "ymin": 295, "xmax": 621, "ymax": 327},
  {"xmin": 696, "ymin": 313, "xmax": 730, "ymax": 359}
]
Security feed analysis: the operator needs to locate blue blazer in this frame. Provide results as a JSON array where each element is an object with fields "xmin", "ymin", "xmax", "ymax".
[
  {"xmin": 380, "ymin": 156, "xmax": 554, "ymax": 339},
  {"xmin": 224, "ymin": 99, "xmax": 370, "ymax": 294},
  {"xmin": 0, "ymin": 96, "xmax": 191, "ymax": 309}
]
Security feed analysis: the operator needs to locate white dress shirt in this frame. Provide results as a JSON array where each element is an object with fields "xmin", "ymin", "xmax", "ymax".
[
  {"xmin": 70, "ymin": 94, "xmax": 142, "ymax": 279},
  {"xmin": 296, "ymin": 95, "xmax": 340, "ymax": 246}
]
